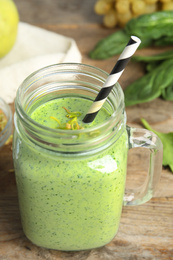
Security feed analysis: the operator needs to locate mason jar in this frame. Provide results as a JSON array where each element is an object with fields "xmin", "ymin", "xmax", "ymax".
[
  {"xmin": 0, "ymin": 97, "xmax": 12, "ymax": 149},
  {"xmin": 13, "ymin": 63, "xmax": 163, "ymax": 251}
]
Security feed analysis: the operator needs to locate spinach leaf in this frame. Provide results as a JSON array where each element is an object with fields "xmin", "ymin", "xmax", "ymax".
[
  {"xmin": 89, "ymin": 30, "xmax": 129, "ymax": 60},
  {"xmin": 146, "ymin": 62, "xmax": 161, "ymax": 73},
  {"xmin": 89, "ymin": 29, "xmax": 151, "ymax": 60},
  {"xmin": 154, "ymin": 35, "xmax": 173, "ymax": 46},
  {"xmin": 124, "ymin": 59, "xmax": 173, "ymax": 106},
  {"xmin": 89, "ymin": 11, "xmax": 173, "ymax": 60},
  {"xmin": 141, "ymin": 118, "xmax": 173, "ymax": 172},
  {"xmin": 161, "ymin": 84, "xmax": 173, "ymax": 101},
  {"xmin": 125, "ymin": 11, "xmax": 173, "ymax": 40},
  {"xmin": 132, "ymin": 49, "xmax": 173, "ymax": 63},
  {"xmin": 132, "ymin": 50, "xmax": 173, "ymax": 72}
]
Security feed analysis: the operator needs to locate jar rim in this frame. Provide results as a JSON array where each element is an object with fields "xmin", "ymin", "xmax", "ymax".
[{"xmin": 15, "ymin": 63, "xmax": 125, "ymax": 136}]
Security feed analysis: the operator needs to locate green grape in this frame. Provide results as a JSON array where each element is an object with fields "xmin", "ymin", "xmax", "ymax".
[
  {"xmin": 103, "ymin": 10, "xmax": 117, "ymax": 28},
  {"xmin": 144, "ymin": 0, "xmax": 158, "ymax": 4},
  {"xmin": 145, "ymin": 3, "xmax": 157, "ymax": 13},
  {"xmin": 94, "ymin": 0, "xmax": 173, "ymax": 28},
  {"xmin": 117, "ymin": 10, "xmax": 132, "ymax": 27},
  {"xmin": 160, "ymin": 0, "xmax": 172, "ymax": 2},
  {"xmin": 94, "ymin": 0, "xmax": 112, "ymax": 15},
  {"xmin": 131, "ymin": 0, "xmax": 146, "ymax": 15},
  {"xmin": 115, "ymin": 0, "xmax": 130, "ymax": 14},
  {"xmin": 162, "ymin": 2, "xmax": 173, "ymax": 10}
]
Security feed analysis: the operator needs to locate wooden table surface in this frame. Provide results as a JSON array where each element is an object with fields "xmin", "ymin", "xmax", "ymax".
[{"xmin": 0, "ymin": 1, "xmax": 173, "ymax": 259}]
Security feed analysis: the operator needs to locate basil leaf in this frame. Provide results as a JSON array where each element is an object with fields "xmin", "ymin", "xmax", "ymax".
[
  {"xmin": 132, "ymin": 49, "xmax": 173, "ymax": 63},
  {"xmin": 161, "ymin": 84, "xmax": 173, "ymax": 101},
  {"xmin": 141, "ymin": 118, "xmax": 173, "ymax": 172},
  {"xmin": 154, "ymin": 35, "xmax": 173, "ymax": 46},
  {"xmin": 124, "ymin": 59, "xmax": 173, "ymax": 106},
  {"xmin": 89, "ymin": 29, "xmax": 151, "ymax": 60},
  {"xmin": 125, "ymin": 11, "xmax": 173, "ymax": 40}
]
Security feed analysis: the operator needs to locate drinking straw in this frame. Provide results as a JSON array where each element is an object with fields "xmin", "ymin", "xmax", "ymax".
[{"xmin": 83, "ymin": 36, "xmax": 141, "ymax": 123}]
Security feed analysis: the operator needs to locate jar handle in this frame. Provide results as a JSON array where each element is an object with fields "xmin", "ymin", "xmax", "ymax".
[{"xmin": 123, "ymin": 126, "xmax": 163, "ymax": 206}]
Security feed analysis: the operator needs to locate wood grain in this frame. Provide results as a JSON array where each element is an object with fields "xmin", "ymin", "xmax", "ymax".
[
  {"xmin": 0, "ymin": 7, "xmax": 173, "ymax": 260},
  {"xmin": 14, "ymin": 0, "xmax": 102, "ymax": 25}
]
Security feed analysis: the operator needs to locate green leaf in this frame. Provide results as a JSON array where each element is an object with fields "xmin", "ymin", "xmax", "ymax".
[
  {"xmin": 89, "ymin": 29, "xmax": 151, "ymax": 60},
  {"xmin": 89, "ymin": 30, "xmax": 129, "ymax": 60},
  {"xmin": 132, "ymin": 49, "xmax": 173, "ymax": 63},
  {"xmin": 154, "ymin": 35, "xmax": 173, "ymax": 46},
  {"xmin": 132, "ymin": 50, "xmax": 173, "ymax": 73},
  {"xmin": 141, "ymin": 118, "xmax": 173, "ymax": 172},
  {"xmin": 124, "ymin": 59, "xmax": 173, "ymax": 106},
  {"xmin": 161, "ymin": 84, "xmax": 173, "ymax": 101},
  {"xmin": 89, "ymin": 11, "xmax": 173, "ymax": 60},
  {"xmin": 125, "ymin": 11, "xmax": 173, "ymax": 40},
  {"xmin": 146, "ymin": 62, "xmax": 160, "ymax": 73}
]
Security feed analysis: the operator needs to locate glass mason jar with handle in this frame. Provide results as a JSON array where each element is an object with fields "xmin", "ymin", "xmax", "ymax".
[{"xmin": 13, "ymin": 63, "xmax": 163, "ymax": 251}]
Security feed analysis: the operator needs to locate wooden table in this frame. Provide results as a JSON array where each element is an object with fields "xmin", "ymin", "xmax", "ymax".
[{"xmin": 0, "ymin": 1, "xmax": 173, "ymax": 259}]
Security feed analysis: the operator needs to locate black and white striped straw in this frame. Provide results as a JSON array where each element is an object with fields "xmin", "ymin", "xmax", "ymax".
[{"xmin": 83, "ymin": 36, "xmax": 141, "ymax": 123}]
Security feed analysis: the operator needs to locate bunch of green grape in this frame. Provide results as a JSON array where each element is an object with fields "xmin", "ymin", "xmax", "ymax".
[{"xmin": 94, "ymin": 0, "xmax": 173, "ymax": 28}]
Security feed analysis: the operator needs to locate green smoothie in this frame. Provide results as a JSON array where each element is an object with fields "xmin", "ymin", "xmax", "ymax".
[{"xmin": 13, "ymin": 97, "xmax": 128, "ymax": 251}]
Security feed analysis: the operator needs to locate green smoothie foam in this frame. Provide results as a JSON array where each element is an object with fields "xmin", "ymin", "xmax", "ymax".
[
  {"xmin": 31, "ymin": 97, "xmax": 110, "ymax": 129},
  {"xmin": 14, "ymin": 97, "xmax": 128, "ymax": 250}
]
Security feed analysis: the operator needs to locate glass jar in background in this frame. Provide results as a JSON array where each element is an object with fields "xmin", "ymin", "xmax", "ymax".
[{"xmin": 0, "ymin": 97, "xmax": 12, "ymax": 149}]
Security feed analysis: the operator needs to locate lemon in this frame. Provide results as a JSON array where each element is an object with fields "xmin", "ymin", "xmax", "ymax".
[{"xmin": 0, "ymin": 0, "xmax": 19, "ymax": 58}]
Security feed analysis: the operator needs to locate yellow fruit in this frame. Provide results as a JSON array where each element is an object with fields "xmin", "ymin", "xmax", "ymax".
[
  {"xmin": 0, "ymin": 0, "xmax": 19, "ymax": 58},
  {"xmin": 103, "ymin": 10, "xmax": 117, "ymax": 27},
  {"xmin": 117, "ymin": 10, "xmax": 132, "ymax": 27},
  {"xmin": 162, "ymin": 2, "xmax": 173, "ymax": 10},
  {"xmin": 115, "ymin": 0, "xmax": 130, "ymax": 14},
  {"xmin": 131, "ymin": 0, "xmax": 146, "ymax": 15},
  {"xmin": 94, "ymin": 0, "xmax": 112, "ymax": 15}
]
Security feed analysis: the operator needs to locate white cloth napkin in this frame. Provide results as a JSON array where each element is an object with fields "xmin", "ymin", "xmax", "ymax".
[{"xmin": 0, "ymin": 22, "xmax": 82, "ymax": 103}]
